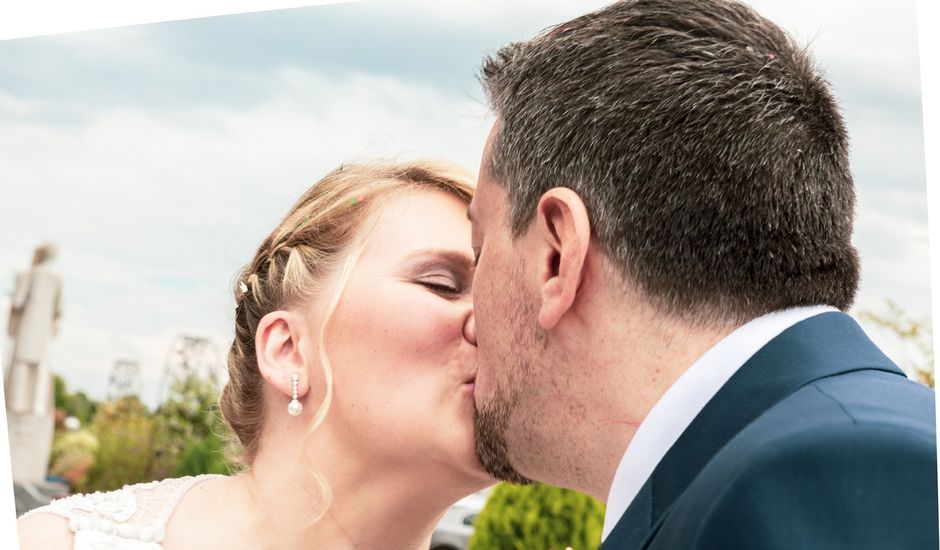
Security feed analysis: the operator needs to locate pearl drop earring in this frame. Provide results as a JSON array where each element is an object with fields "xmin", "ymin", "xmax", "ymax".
[{"xmin": 287, "ymin": 373, "xmax": 303, "ymax": 416}]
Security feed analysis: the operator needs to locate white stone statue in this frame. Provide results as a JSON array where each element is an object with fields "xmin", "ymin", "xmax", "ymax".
[{"xmin": 5, "ymin": 244, "xmax": 61, "ymax": 482}]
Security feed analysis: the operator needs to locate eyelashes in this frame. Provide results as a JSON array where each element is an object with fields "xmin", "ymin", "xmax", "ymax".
[
  {"xmin": 404, "ymin": 255, "xmax": 474, "ymax": 300},
  {"xmin": 421, "ymin": 281, "xmax": 460, "ymax": 295},
  {"xmin": 418, "ymin": 277, "xmax": 465, "ymax": 299}
]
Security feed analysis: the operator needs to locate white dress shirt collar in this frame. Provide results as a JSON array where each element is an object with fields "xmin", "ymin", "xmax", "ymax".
[{"xmin": 601, "ymin": 305, "xmax": 839, "ymax": 540}]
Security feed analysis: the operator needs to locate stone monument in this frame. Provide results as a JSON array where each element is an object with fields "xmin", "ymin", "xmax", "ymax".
[{"xmin": 5, "ymin": 244, "xmax": 61, "ymax": 483}]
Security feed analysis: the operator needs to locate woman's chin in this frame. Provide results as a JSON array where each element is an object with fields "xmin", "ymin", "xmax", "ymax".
[
  {"xmin": 439, "ymin": 420, "xmax": 490, "ymax": 483},
  {"xmin": 459, "ymin": 430, "xmax": 493, "ymax": 483},
  {"xmin": 453, "ymin": 449, "xmax": 496, "ymax": 488},
  {"xmin": 460, "ymin": 382, "xmax": 476, "ymax": 413}
]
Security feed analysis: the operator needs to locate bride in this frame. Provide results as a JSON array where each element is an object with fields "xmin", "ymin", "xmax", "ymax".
[{"xmin": 17, "ymin": 160, "xmax": 492, "ymax": 549}]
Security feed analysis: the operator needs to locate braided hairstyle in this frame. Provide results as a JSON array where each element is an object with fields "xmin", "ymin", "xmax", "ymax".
[{"xmin": 221, "ymin": 161, "xmax": 475, "ymax": 466}]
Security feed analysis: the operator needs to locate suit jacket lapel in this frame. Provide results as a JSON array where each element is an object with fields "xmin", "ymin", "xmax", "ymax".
[
  {"xmin": 606, "ymin": 479, "xmax": 653, "ymax": 549},
  {"xmin": 602, "ymin": 312, "xmax": 904, "ymax": 548}
]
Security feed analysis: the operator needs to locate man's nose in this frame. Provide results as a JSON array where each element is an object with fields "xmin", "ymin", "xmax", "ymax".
[{"xmin": 463, "ymin": 311, "xmax": 477, "ymax": 346}]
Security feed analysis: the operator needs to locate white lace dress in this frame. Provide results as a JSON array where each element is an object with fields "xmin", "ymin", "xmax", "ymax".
[{"xmin": 21, "ymin": 474, "xmax": 225, "ymax": 549}]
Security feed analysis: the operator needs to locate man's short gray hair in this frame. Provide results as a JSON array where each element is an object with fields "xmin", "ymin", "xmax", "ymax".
[{"xmin": 480, "ymin": 0, "xmax": 859, "ymax": 324}]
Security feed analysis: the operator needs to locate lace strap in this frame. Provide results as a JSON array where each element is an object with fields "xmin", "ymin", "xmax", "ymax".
[
  {"xmin": 22, "ymin": 474, "xmax": 225, "ymax": 544},
  {"xmin": 151, "ymin": 474, "xmax": 225, "ymax": 535}
]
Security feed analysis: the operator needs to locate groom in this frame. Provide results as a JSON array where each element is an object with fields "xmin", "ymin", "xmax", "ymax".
[{"xmin": 466, "ymin": 0, "xmax": 938, "ymax": 548}]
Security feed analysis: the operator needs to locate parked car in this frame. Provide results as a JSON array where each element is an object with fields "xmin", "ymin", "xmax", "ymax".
[{"xmin": 430, "ymin": 487, "xmax": 492, "ymax": 550}]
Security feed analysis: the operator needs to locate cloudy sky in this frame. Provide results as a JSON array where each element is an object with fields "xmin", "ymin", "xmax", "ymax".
[{"xmin": 0, "ymin": 0, "xmax": 929, "ymax": 408}]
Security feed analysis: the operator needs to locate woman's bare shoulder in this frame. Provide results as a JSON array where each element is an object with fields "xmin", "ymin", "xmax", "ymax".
[{"xmin": 17, "ymin": 511, "xmax": 75, "ymax": 550}]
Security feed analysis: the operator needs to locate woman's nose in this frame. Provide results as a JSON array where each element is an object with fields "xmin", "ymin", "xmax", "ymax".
[{"xmin": 463, "ymin": 311, "xmax": 477, "ymax": 346}]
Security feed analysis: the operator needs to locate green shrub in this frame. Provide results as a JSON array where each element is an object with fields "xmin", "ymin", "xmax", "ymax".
[
  {"xmin": 78, "ymin": 374, "xmax": 235, "ymax": 491},
  {"xmin": 150, "ymin": 373, "xmax": 235, "ymax": 479},
  {"xmin": 468, "ymin": 482, "xmax": 605, "ymax": 550},
  {"xmin": 172, "ymin": 430, "xmax": 232, "ymax": 477},
  {"xmin": 48, "ymin": 429, "xmax": 99, "ymax": 489},
  {"xmin": 53, "ymin": 374, "xmax": 98, "ymax": 426},
  {"xmin": 82, "ymin": 396, "xmax": 156, "ymax": 492}
]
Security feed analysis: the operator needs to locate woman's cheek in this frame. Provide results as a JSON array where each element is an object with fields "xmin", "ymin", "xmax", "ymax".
[{"xmin": 367, "ymin": 290, "xmax": 456, "ymax": 356}]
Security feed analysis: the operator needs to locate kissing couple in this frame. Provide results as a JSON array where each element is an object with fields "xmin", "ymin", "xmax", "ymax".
[{"xmin": 19, "ymin": 0, "xmax": 938, "ymax": 548}]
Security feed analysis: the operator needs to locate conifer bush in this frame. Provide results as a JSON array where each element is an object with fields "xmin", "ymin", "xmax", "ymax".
[{"xmin": 468, "ymin": 482, "xmax": 605, "ymax": 550}]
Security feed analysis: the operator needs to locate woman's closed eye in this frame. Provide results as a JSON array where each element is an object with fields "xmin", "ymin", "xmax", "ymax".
[
  {"xmin": 400, "ymin": 249, "xmax": 474, "ymax": 299},
  {"xmin": 418, "ymin": 276, "xmax": 463, "ymax": 298}
]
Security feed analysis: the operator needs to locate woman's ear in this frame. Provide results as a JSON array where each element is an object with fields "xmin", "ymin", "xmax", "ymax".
[
  {"xmin": 255, "ymin": 309, "xmax": 311, "ymax": 402},
  {"xmin": 533, "ymin": 187, "xmax": 591, "ymax": 330}
]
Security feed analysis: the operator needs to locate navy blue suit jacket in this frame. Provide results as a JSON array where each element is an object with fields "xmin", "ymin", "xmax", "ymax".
[{"xmin": 600, "ymin": 312, "xmax": 938, "ymax": 549}]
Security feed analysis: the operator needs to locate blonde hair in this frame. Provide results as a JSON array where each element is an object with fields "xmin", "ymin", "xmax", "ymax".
[{"xmin": 221, "ymin": 159, "xmax": 474, "ymax": 472}]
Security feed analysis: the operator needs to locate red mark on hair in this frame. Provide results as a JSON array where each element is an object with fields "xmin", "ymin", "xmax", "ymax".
[{"xmin": 768, "ymin": 51, "xmax": 777, "ymax": 61}]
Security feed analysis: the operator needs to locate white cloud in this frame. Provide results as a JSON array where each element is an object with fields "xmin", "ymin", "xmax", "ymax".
[
  {"xmin": 853, "ymin": 188, "xmax": 931, "ymax": 316},
  {"xmin": 379, "ymin": 0, "xmax": 611, "ymax": 30},
  {"xmin": 0, "ymin": 0, "xmax": 930, "ymax": 406},
  {"xmin": 1, "ymin": 0, "xmax": 357, "ymax": 41},
  {"xmin": 0, "ymin": 67, "xmax": 492, "ymax": 407}
]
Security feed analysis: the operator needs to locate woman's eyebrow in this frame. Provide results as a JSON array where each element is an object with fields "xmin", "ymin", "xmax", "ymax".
[{"xmin": 400, "ymin": 248, "xmax": 474, "ymax": 272}]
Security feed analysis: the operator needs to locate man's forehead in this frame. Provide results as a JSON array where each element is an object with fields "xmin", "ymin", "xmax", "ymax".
[
  {"xmin": 468, "ymin": 182, "xmax": 484, "ymax": 221},
  {"xmin": 479, "ymin": 120, "xmax": 500, "ymax": 175},
  {"xmin": 471, "ymin": 120, "xmax": 505, "ymax": 224},
  {"xmin": 470, "ymin": 175, "xmax": 508, "ymax": 225}
]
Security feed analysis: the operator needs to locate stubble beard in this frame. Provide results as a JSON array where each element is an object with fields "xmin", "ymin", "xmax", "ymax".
[
  {"xmin": 472, "ymin": 292, "xmax": 545, "ymax": 485},
  {"xmin": 473, "ymin": 374, "xmax": 534, "ymax": 485}
]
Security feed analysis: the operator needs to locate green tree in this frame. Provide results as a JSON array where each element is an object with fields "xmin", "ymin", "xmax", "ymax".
[
  {"xmin": 81, "ymin": 395, "xmax": 156, "ymax": 492},
  {"xmin": 150, "ymin": 373, "xmax": 235, "ymax": 479},
  {"xmin": 53, "ymin": 374, "xmax": 98, "ymax": 426},
  {"xmin": 857, "ymin": 299, "xmax": 934, "ymax": 388},
  {"xmin": 469, "ymin": 483, "xmax": 605, "ymax": 550},
  {"xmin": 79, "ymin": 372, "xmax": 235, "ymax": 491},
  {"xmin": 172, "ymin": 429, "xmax": 231, "ymax": 477},
  {"xmin": 49, "ymin": 429, "xmax": 99, "ymax": 490}
]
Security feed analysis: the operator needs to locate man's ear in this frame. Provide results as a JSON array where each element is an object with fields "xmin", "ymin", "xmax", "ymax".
[
  {"xmin": 255, "ymin": 309, "xmax": 310, "ymax": 402},
  {"xmin": 533, "ymin": 187, "xmax": 591, "ymax": 330}
]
